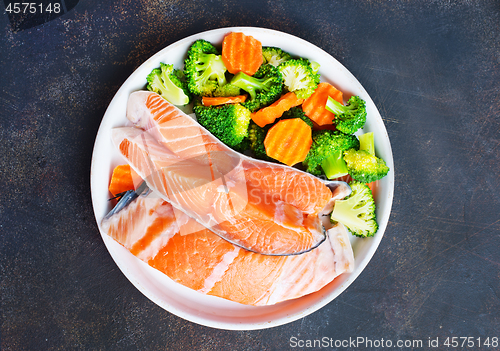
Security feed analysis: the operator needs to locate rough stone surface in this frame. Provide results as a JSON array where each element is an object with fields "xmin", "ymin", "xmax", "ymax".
[{"xmin": 1, "ymin": 1, "xmax": 499, "ymax": 350}]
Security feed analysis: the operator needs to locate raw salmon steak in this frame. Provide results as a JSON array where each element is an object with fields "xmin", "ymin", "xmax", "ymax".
[
  {"xmin": 116, "ymin": 91, "xmax": 338, "ymax": 255},
  {"xmin": 101, "ymin": 193, "xmax": 354, "ymax": 306},
  {"xmin": 112, "ymin": 127, "xmax": 328, "ymax": 255}
]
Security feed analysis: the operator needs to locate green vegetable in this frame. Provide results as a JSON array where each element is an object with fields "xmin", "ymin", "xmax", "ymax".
[
  {"xmin": 358, "ymin": 132, "xmax": 375, "ymax": 155},
  {"xmin": 325, "ymin": 95, "xmax": 367, "ymax": 134},
  {"xmin": 331, "ymin": 181, "xmax": 378, "ymax": 237},
  {"xmin": 193, "ymin": 102, "xmax": 252, "ymax": 149},
  {"xmin": 262, "ymin": 46, "xmax": 292, "ymax": 67},
  {"xmin": 278, "ymin": 58, "xmax": 320, "ymax": 99},
  {"xmin": 303, "ymin": 130, "xmax": 359, "ymax": 177},
  {"xmin": 321, "ymin": 150, "xmax": 349, "ymax": 179},
  {"xmin": 184, "ymin": 39, "xmax": 231, "ymax": 97},
  {"xmin": 213, "ymin": 83, "xmax": 242, "ymax": 97},
  {"xmin": 146, "ymin": 63, "xmax": 191, "ymax": 105},
  {"xmin": 281, "ymin": 106, "xmax": 314, "ymax": 128},
  {"xmin": 247, "ymin": 121, "xmax": 271, "ymax": 160},
  {"xmin": 309, "ymin": 61, "xmax": 321, "ymax": 74},
  {"xmin": 230, "ymin": 64, "xmax": 284, "ymax": 112},
  {"xmin": 343, "ymin": 148, "xmax": 389, "ymax": 183}
]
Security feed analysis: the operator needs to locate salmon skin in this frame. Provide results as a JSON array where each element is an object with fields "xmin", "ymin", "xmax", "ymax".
[
  {"xmin": 115, "ymin": 91, "xmax": 337, "ymax": 256},
  {"xmin": 101, "ymin": 192, "xmax": 354, "ymax": 306}
]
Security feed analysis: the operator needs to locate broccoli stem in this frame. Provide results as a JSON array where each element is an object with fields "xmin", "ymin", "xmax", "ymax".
[
  {"xmin": 231, "ymin": 72, "xmax": 271, "ymax": 100},
  {"xmin": 359, "ymin": 132, "xmax": 375, "ymax": 156},
  {"xmin": 325, "ymin": 96, "xmax": 349, "ymax": 114},
  {"xmin": 160, "ymin": 76, "xmax": 189, "ymax": 106},
  {"xmin": 321, "ymin": 149, "xmax": 349, "ymax": 179},
  {"xmin": 325, "ymin": 96, "xmax": 359, "ymax": 116}
]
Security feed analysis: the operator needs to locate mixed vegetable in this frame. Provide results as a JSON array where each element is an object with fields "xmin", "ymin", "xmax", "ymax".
[{"xmin": 138, "ymin": 31, "xmax": 390, "ymax": 238}]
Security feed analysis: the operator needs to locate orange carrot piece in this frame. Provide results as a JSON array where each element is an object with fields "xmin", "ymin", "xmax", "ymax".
[
  {"xmin": 222, "ymin": 32, "xmax": 263, "ymax": 76},
  {"xmin": 109, "ymin": 164, "xmax": 137, "ymax": 197},
  {"xmin": 264, "ymin": 118, "xmax": 312, "ymax": 166},
  {"xmin": 302, "ymin": 82, "xmax": 343, "ymax": 126},
  {"xmin": 202, "ymin": 95, "xmax": 247, "ymax": 106},
  {"xmin": 367, "ymin": 181, "xmax": 378, "ymax": 201},
  {"xmin": 251, "ymin": 92, "xmax": 304, "ymax": 127}
]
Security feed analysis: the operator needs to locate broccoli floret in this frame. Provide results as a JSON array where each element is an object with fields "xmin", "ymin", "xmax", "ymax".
[
  {"xmin": 325, "ymin": 95, "xmax": 367, "ymax": 134},
  {"xmin": 247, "ymin": 121, "xmax": 272, "ymax": 160},
  {"xmin": 193, "ymin": 103, "xmax": 252, "ymax": 149},
  {"xmin": 330, "ymin": 181, "xmax": 378, "ymax": 238},
  {"xmin": 186, "ymin": 39, "xmax": 219, "ymax": 56},
  {"xmin": 343, "ymin": 148, "xmax": 389, "ymax": 183},
  {"xmin": 146, "ymin": 63, "xmax": 191, "ymax": 105},
  {"xmin": 278, "ymin": 58, "xmax": 320, "ymax": 99},
  {"xmin": 184, "ymin": 39, "xmax": 230, "ymax": 97},
  {"xmin": 303, "ymin": 130, "xmax": 359, "ymax": 177},
  {"xmin": 230, "ymin": 64, "xmax": 284, "ymax": 112},
  {"xmin": 262, "ymin": 46, "xmax": 292, "ymax": 67},
  {"xmin": 281, "ymin": 106, "xmax": 314, "ymax": 128},
  {"xmin": 233, "ymin": 135, "xmax": 251, "ymax": 153}
]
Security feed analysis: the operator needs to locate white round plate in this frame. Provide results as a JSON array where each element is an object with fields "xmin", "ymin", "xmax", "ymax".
[{"xmin": 90, "ymin": 27, "xmax": 394, "ymax": 330}]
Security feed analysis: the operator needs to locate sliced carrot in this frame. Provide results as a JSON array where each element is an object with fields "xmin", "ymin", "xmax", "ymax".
[
  {"xmin": 202, "ymin": 95, "xmax": 247, "ymax": 106},
  {"xmin": 367, "ymin": 181, "xmax": 378, "ymax": 198},
  {"xmin": 251, "ymin": 92, "xmax": 304, "ymax": 128},
  {"xmin": 222, "ymin": 32, "xmax": 263, "ymax": 76},
  {"xmin": 108, "ymin": 164, "xmax": 137, "ymax": 197},
  {"xmin": 264, "ymin": 118, "xmax": 312, "ymax": 166},
  {"xmin": 302, "ymin": 82, "xmax": 343, "ymax": 126}
]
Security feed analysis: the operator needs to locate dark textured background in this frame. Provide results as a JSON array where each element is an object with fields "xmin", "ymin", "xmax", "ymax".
[{"xmin": 1, "ymin": 1, "xmax": 499, "ymax": 350}]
